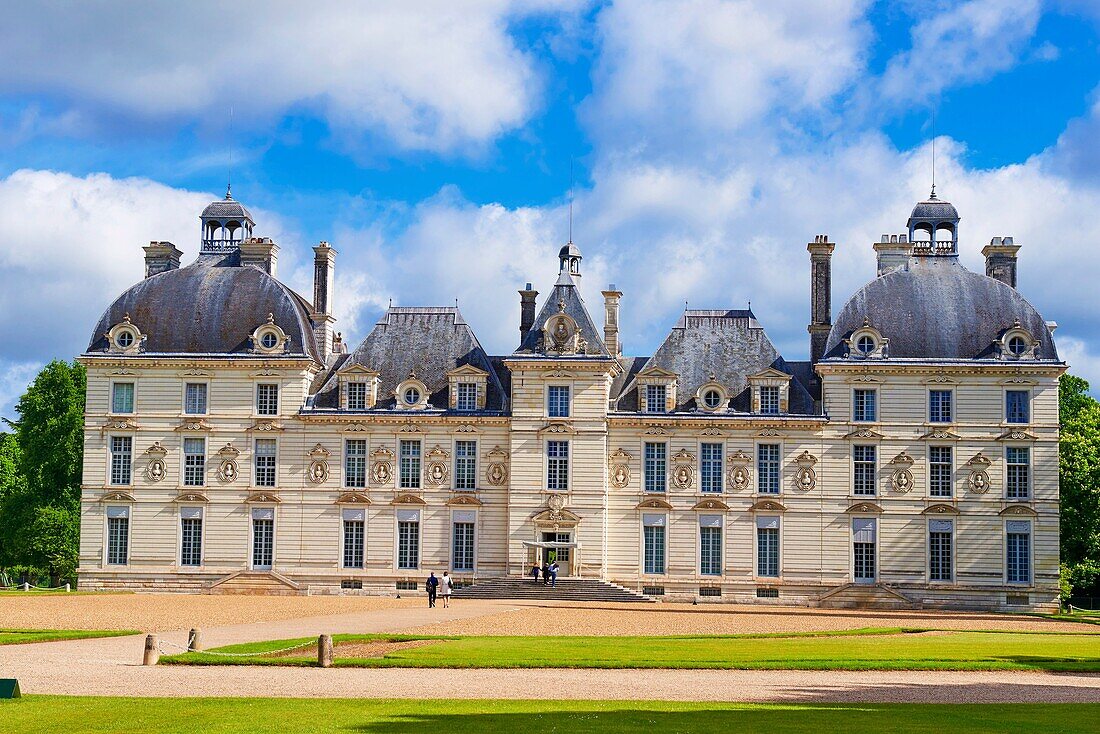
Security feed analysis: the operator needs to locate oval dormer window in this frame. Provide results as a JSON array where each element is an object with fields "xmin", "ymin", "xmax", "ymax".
[
  {"xmin": 703, "ymin": 389, "xmax": 722, "ymax": 409},
  {"xmin": 261, "ymin": 332, "xmax": 279, "ymax": 350},
  {"xmin": 857, "ymin": 335, "xmax": 875, "ymax": 354},
  {"xmin": 1008, "ymin": 336, "xmax": 1027, "ymax": 356},
  {"xmin": 404, "ymin": 387, "xmax": 421, "ymax": 406},
  {"xmin": 117, "ymin": 331, "xmax": 135, "ymax": 348}
]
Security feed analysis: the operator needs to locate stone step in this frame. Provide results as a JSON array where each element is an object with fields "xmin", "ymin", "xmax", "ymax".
[
  {"xmin": 816, "ymin": 582, "xmax": 915, "ymax": 610},
  {"xmin": 451, "ymin": 576, "xmax": 653, "ymax": 603}
]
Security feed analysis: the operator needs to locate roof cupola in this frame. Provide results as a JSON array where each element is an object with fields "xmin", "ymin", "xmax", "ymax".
[
  {"xmin": 907, "ymin": 189, "xmax": 959, "ymax": 256},
  {"xmin": 200, "ymin": 185, "xmax": 255, "ymax": 254},
  {"xmin": 558, "ymin": 241, "xmax": 582, "ymax": 280}
]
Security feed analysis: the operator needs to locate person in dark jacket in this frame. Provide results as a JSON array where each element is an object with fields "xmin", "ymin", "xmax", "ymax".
[
  {"xmin": 530, "ymin": 562, "xmax": 540, "ymax": 583},
  {"xmin": 426, "ymin": 572, "xmax": 439, "ymax": 608}
]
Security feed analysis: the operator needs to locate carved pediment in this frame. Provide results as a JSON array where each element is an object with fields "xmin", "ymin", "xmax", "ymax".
[
  {"xmin": 844, "ymin": 427, "xmax": 883, "ymax": 440},
  {"xmin": 101, "ymin": 417, "xmax": 139, "ymax": 431},
  {"xmin": 921, "ymin": 503, "xmax": 959, "ymax": 515},
  {"xmin": 643, "ymin": 424, "xmax": 669, "ymax": 435},
  {"xmin": 749, "ymin": 500, "xmax": 787, "ymax": 513},
  {"xmin": 997, "ymin": 429, "xmax": 1036, "ymax": 441},
  {"xmin": 700, "ymin": 426, "xmax": 724, "ymax": 436},
  {"xmin": 637, "ymin": 365, "xmax": 678, "ymax": 379},
  {"xmin": 308, "ymin": 443, "xmax": 331, "ymax": 460},
  {"xmin": 532, "ymin": 507, "xmax": 581, "ymax": 524},
  {"xmin": 691, "ymin": 498, "xmax": 730, "ymax": 511},
  {"xmin": 144, "ymin": 441, "xmax": 168, "ymax": 457},
  {"xmin": 635, "ymin": 497, "xmax": 673, "ymax": 510},
  {"xmin": 174, "ymin": 491, "xmax": 208, "ymax": 503},
  {"xmin": 247, "ymin": 419, "xmax": 283, "ymax": 432},
  {"xmin": 427, "ymin": 445, "xmax": 450, "ymax": 461},
  {"xmin": 966, "ymin": 452, "xmax": 992, "ymax": 468},
  {"xmin": 609, "ymin": 448, "xmax": 633, "ymax": 462},
  {"xmin": 342, "ymin": 422, "xmax": 371, "ymax": 433},
  {"xmin": 335, "ymin": 492, "xmax": 371, "ymax": 505},
  {"xmin": 370, "ymin": 446, "xmax": 395, "ymax": 460},
  {"xmin": 672, "ymin": 448, "xmax": 696, "ymax": 463},
  {"xmin": 922, "ymin": 373, "xmax": 957, "ymax": 385},
  {"xmin": 888, "ymin": 451, "xmax": 915, "ymax": 467},
  {"xmin": 748, "ymin": 367, "xmax": 792, "ymax": 382},
  {"xmin": 446, "ymin": 493, "xmax": 483, "ymax": 507},
  {"xmin": 539, "ymin": 421, "xmax": 576, "ymax": 435},
  {"xmin": 795, "ymin": 450, "xmax": 817, "ymax": 467},
  {"xmin": 244, "ymin": 492, "xmax": 281, "ymax": 504},
  {"xmin": 99, "ymin": 490, "xmax": 135, "ymax": 503},
  {"xmin": 845, "ymin": 502, "xmax": 884, "ymax": 514},
  {"xmin": 728, "ymin": 449, "xmax": 750, "ymax": 464},
  {"xmin": 756, "ymin": 428, "xmax": 783, "ymax": 437},
  {"xmin": 398, "ymin": 422, "xmax": 422, "ymax": 433},
  {"xmin": 336, "ymin": 364, "xmax": 380, "ymax": 377},
  {"xmin": 920, "ymin": 429, "xmax": 959, "ymax": 441},
  {"xmin": 445, "ymin": 364, "xmax": 489, "ymax": 378},
  {"xmin": 999, "ymin": 504, "xmax": 1038, "ymax": 517},
  {"xmin": 391, "ymin": 493, "xmax": 427, "ymax": 506},
  {"xmin": 455, "ymin": 424, "xmax": 479, "ymax": 433},
  {"xmin": 217, "ymin": 443, "xmax": 241, "ymax": 459}
]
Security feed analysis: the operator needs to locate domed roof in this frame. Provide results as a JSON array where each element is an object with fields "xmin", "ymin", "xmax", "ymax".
[
  {"xmin": 559, "ymin": 241, "xmax": 582, "ymax": 259},
  {"xmin": 87, "ymin": 261, "xmax": 319, "ymax": 360},
  {"xmin": 201, "ymin": 191, "xmax": 253, "ymax": 222},
  {"xmin": 825, "ymin": 257, "xmax": 1056, "ymax": 360},
  {"xmin": 908, "ymin": 196, "xmax": 959, "ymax": 222}
]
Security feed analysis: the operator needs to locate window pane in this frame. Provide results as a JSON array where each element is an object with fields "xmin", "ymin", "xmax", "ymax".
[
  {"xmin": 256, "ymin": 383, "xmax": 279, "ymax": 415},
  {"xmin": 400, "ymin": 440, "xmax": 421, "ymax": 489},
  {"xmin": 456, "ymin": 383, "xmax": 477, "ymax": 412},
  {"xmin": 853, "ymin": 389, "xmax": 876, "ymax": 422},
  {"xmin": 343, "ymin": 519, "xmax": 365, "ymax": 568},
  {"xmin": 454, "ymin": 440, "xmax": 477, "ymax": 490},
  {"xmin": 181, "ymin": 517, "xmax": 203, "ymax": 566},
  {"xmin": 345, "ymin": 439, "xmax": 367, "ymax": 488},
  {"xmin": 106, "ymin": 516, "xmax": 129, "ymax": 565},
  {"xmin": 183, "ymin": 437, "xmax": 206, "ymax": 487},
  {"xmin": 644, "ymin": 442, "xmax": 666, "ymax": 493},
  {"xmin": 757, "ymin": 444, "xmax": 780, "ymax": 494},
  {"xmin": 644, "ymin": 525, "xmax": 665, "ymax": 574},
  {"xmin": 759, "ymin": 386, "xmax": 780, "ymax": 415},
  {"xmin": 251, "ymin": 517, "xmax": 273, "ymax": 568},
  {"xmin": 929, "ymin": 390, "xmax": 953, "ymax": 423},
  {"xmin": 1007, "ymin": 526, "xmax": 1031, "ymax": 583},
  {"xmin": 853, "ymin": 445, "xmax": 876, "ymax": 495},
  {"xmin": 929, "ymin": 525, "xmax": 952, "ymax": 582},
  {"xmin": 757, "ymin": 526, "xmax": 779, "ymax": 577},
  {"xmin": 645, "ymin": 385, "xmax": 667, "ymax": 413},
  {"xmin": 547, "ymin": 440, "xmax": 569, "ymax": 491},
  {"xmin": 184, "ymin": 383, "xmax": 207, "ymax": 414},
  {"xmin": 700, "ymin": 526, "xmax": 722, "ymax": 575},
  {"xmin": 453, "ymin": 522, "xmax": 475, "ymax": 571},
  {"xmin": 112, "ymin": 383, "xmax": 134, "ymax": 414},
  {"xmin": 398, "ymin": 521, "xmax": 420, "ymax": 569},
  {"xmin": 548, "ymin": 386, "xmax": 570, "ymax": 418},
  {"xmin": 1006, "ymin": 447, "xmax": 1030, "ymax": 499},
  {"xmin": 1006, "ymin": 390, "xmax": 1029, "ymax": 424},
  {"xmin": 700, "ymin": 443, "xmax": 723, "ymax": 493},
  {"xmin": 347, "ymin": 382, "xmax": 368, "ymax": 411},
  {"xmin": 254, "ymin": 439, "xmax": 277, "ymax": 487},
  {"xmin": 110, "ymin": 436, "xmax": 133, "ymax": 485},
  {"xmin": 929, "ymin": 446, "xmax": 952, "ymax": 498}
]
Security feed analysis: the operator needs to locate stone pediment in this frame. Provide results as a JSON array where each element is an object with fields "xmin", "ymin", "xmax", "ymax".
[
  {"xmin": 635, "ymin": 497, "xmax": 673, "ymax": 510},
  {"xmin": 336, "ymin": 364, "xmax": 380, "ymax": 377},
  {"xmin": 997, "ymin": 429, "xmax": 1036, "ymax": 441},
  {"xmin": 999, "ymin": 504, "xmax": 1037, "ymax": 517},
  {"xmin": 445, "ymin": 364, "xmax": 489, "ymax": 378},
  {"xmin": 391, "ymin": 493, "xmax": 427, "ymax": 506},
  {"xmin": 99, "ymin": 490, "xmax": 135, "ymax": 503},
  {"xmin": 446, "ymin": 493, "xmax": 483, "ymax": 507},
  {"xmin": 532, "ymin": 507, "xmax": 581, "ymax": 524},
  {"xmin": 538, "ymin": 421, "xmax": 576, "ymax": 435},
  {"xmin": 100, "ymin": 417, "xmax": 139, "ymax": 432},
  {"xmin": 174, "ymin": 491, "xmax": 209, "ymax": 503},
  {"xmin": 637, "ymin": 365, "xmax": 678, "ymax": 379},
  {"xmin": 334, "ymin": 492, "xmax": 371, "ymax": 505},
  {"xmin": 244, "ymin": 492, "xmax": 281, "ymax": 504},
  {"xmin": 691, "ymin": 498, "xmax": 730, "ymax": 511},
  {"xmin": 749, "ymin": 500, "xmax": 787, "ymax": 513},
  {"xmin": 921, "ymin": 503, "xmax": 959, "ymax": 515},
  {"xmin": 919, "ymin": 428, "xmax": 959, "ymax": 441},
  {"xmin": 247, "ymin": 419, "xmax": 283, "ymax": 432},
  {"xmin": 845, "ymin": 502, "xmax": 884, "ymax": 514},
  {"xmin": 844, "ymin": 427, "xmax": 883, "ymax": 440}
]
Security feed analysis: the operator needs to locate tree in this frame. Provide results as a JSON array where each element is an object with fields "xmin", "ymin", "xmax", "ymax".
[
  {"xmin": 1060, "ymin": 374, "xmax": 1100, "ymax": 600},
  {"xmin": 0, "ymin": 432, "xmax": 25, "ymax": 569}
]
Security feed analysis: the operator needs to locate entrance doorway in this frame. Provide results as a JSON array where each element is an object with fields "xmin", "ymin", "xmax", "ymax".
[
  {"xmin": 539, "ymin": 531, "xmax": 572, "ymax": 576},
  {"xmin": 852, "ymin": 518, "xmax": 876, "ymax": 583}
]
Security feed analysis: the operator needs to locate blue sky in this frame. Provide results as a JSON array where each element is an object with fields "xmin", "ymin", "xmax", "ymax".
[{"xmin": 1, "ymin": 0, "xmax": 1099, "ymax": 419}]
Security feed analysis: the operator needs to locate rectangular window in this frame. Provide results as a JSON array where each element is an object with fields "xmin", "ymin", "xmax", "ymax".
[
  {"xmin": 929, "ymin": 446, "xmax": 953, "ymax": 498},
  {"xmin": 853, "ymin": 518, "xmax": 877, "ymax": 582},
  {"xmin": 699, "ymin": 515, "xmax": 723, "ymax": 576},
  {"xmin": 1006, "ymin": 520, "xmax": 1031, "ymax": 584},
  {"xmin": 342, "ymin": 508, "xmax": 365, "ymax": 569},
  {"xmin": 111, "ymin": 382, "xmax": 134, "ymax": 414},
  {"xmin": 852, "ymin": 389, "xmax": 876, "ymax": 422},
  {"xmin": 346, "ymin": 382, "xmax": 368, "ymax": 411},
  {"xmin": 929, "ymin": 519, "xmax": 953, "ymax": 582},
  {"xmin": 759, "ymin": 386, "xmax": 780, "ymax": 415},
  {"xmin": 452, "ymin": 511, "xmax": 476, "ymax": 572},
  {"xmin": 1006, "ymin": 390, "xmax": 1030, "ymax": 424},
  {"xmin": 929, "ymin": 389, "xmax": 953, "ymax": 423},
  {"xmin": 645, "ymin": 384, "xmax": 667, "ymax": 413},
  {"xmin": 642, "ymin": 513, "xmax": 666, "ymax": 574},
  {"xmin": 456, "ymin": 383, "xmax": 478, "ymax": 412},
  {"xmin": 853, "ymin": 445, "xmax": 877, "ymax": 496},
  {"xmin": 256, "ymin": 383, "xmax": 279, "ymax": 416},
  {"xmin": 756, "ymin": 516, "xmax": 780, "ymax": 578},
  {"xmin": 399, "ymin": 440, "xmax": 421, "ymax": 489},
  {"xmin": 110, "ymin": 436, "xmax": 132, "ymax": 486},
  {"xmin": 180, "ymin": 507, "xmax": 203, "ymax": 567},
  {"xmin": 184, "ymin": 383, "xmax": 207, "ymax": 415},
  {"xmin": 547, "ymin": 385, "xmax": 570, "ymax": 418},
  {"xmin": 1006, "ymin": 447, "xmax": 1030, "ymax": 500},
  {"xmin": 700, "ymin": 443, "xmax": 723, "ymax": 493},
  {"xmin": 345, "ymin": 439, "xmax": 367, "ymax": 489},
  {"xmin": 183, "ymin": 437, "xmax": 206, "ymax": 487},
  {"xmin": 757, "ymin": 443, "xmax": 780, "ymax": 495},
  {"xmin": 105, "ymin": 506, "xmax": 129, "ymax": 565},
  {"xmin": 547, "ymin": 440, "xmax": 569, "ymax": 491},
  {"xmin": 644, "ymin": 442, "xmax": 667, "ymax": 493},
  {"xmin": 454, "ymin": 440, "xmax": 477, "ymax": 490},
  {"xmin": 251, "ymin": 507, "xmax": 274, "ymax": 570},
  {"xmin": 254, "ymin": 439, "xmax": 277, "ymax": 487},
  {"xmin": 397, "ymin": 510, "xmax": 420, "ymax": 570}
]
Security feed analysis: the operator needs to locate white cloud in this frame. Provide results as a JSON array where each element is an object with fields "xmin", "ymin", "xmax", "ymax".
[
  {"xmin": 878, "ymin": 0, "xmax": 1042, "ymax": 102},
  {"xmin": 0, "ymin": 1, "xmax": 582, "ymax": 155},
  {"xmin": 0, "ymin": 360, "xmax": 41, "ymax": 424},
  {"xmin": 1057, "ymin": 336, "xmax": 1100, "ymax": 393}
]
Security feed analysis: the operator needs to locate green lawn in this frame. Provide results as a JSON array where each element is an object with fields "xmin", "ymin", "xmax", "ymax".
[
  {"xmin": 1, "ymin": 698, "xmax": 1097, "ymax": 734},
  {"xmin": 0, "ymin": 629, "xmax": 138, "ymax": 645},
  {"xmin": 162, "ymin": 627, "xmax": 1100, "ymax": 672}
]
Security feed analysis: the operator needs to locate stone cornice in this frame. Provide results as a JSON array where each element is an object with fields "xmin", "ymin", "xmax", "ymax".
[
  {"xmin": 79, "ymin": 355, "xmax": 319, "ymax": 371},
  {"xmin": 295, "ymin": 413, "xmax": 510, "ymax": 427},
  {"xmin": 815, "ymin": 361, "xmax": 1065, "ymax": 378},
  {"xmin": 608, "ymin": 415, "xmax": 826, "ymax": 430}
]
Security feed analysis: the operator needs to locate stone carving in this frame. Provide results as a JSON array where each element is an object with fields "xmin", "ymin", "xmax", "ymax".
[
  {"xmin": 370, "ymin": 446, "xmax": 395, "ymax": 487},
  {"xmin": 888, "ymin": 451, "xmax": 915, "ymax": 493},
  {"xmin": 485, "ymin": 446, "xmax": 509, "ymax": 487},
  {"xmin": 144, "ymin": 442, "xmax": 168, "ymax": 483},
  {"xmin": 727, "ymin": 449, "xmax": 751, "ymax": 491},
  {"xmin": 644, "ymin": 425, "xmax": 669, "ymax": 436},
  {"xmin": 966, "ymin": 452, "xmax": 992, "ymax": 494},
  {"xmin": 671, "ymin": 448, "xmax": 695, "ymax": 490},
  {"xmin": 216, "ymin": 443, "xmax": 240, "ymax": 483},
  {"xmin": 546, "ymin": 493, "xmax": 566, "ymax": 520},
  {"xmin": 179, "ymin": 418, "xmax": 211, "ymax": 431},
  {"xmin": 997, "ymin": 429, "xmax": 1035, "ymax": 441},
  {"xmin": 794, "ymin": 450, "xmax": 817, "ymax": 492},
  {"xmin": 426, "ymin": 445, "xmax": 450, "ymax": 487},
  {"xmin": 609, "ymin": 448, "xmax": 632, "ymax": 489},
  {"xmin": 308, "ymin": 444, "xmax": 330, "ymax": 484}
]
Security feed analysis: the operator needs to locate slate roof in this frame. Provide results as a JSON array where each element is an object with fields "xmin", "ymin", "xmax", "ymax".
[
  {"xmin": 909, "ymin": 197, "xmax": 959, "ymax": 222},
  {"xmin": 615, "ymin": 309, "xmax": 816, "ymax": 414},
  {"xmin": 86, "ymin": 259, "xmax": 320, "ymax": 360},
  {"xmin": 825, "ymin": 256, "xmax": 1058, "ymax": 360},
  {"xmin": 201, "ymin": 194, "xmax": 253, "ymax": 222},
  {"xmin": 515, "ymin": 272, "xmax": 609, "ymax": 357},
  {"xmin": 313, "ymin": 306, "xmax": 506, "ymax": 411}
]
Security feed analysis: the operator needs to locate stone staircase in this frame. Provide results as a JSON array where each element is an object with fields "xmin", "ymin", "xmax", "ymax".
[
  {"xmin": 452, "ymin": 576, "xmax": 655, "ymax": 603},
  {"xmin": 206, "ymin": 571, "xmax": 301, "ymax": 595},
  {"xmin": 816, "ymin": 582, "xmax": 915, "ymax": 610}
]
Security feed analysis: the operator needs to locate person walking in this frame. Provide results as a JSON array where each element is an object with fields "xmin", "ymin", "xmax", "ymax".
[
  {"xmin": 548, "ymin": 561, "xmax": 559, "ymax": 587},
  {"xmin": 426, "ymin": 572, "xmax": 438, "ymax": 608},
  {"xmin": 440, "ymin": 571, "xmax": 454, "ymax": 608},
  {"xmin": 530, "ymin": 562, "xmax": 541, "ymax": 583}
]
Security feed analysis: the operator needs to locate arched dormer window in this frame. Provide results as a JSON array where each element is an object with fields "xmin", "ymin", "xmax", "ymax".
[
  {"xmin": 395, "ymin": 373, "xmax": 430, "ymax": 410},
  {"xmin": 997, "ymin": 321, "xmax": 1039, "ymax": 361},
  {"xmin": 695, "ymin": 378, "xmax": 729, "ymax": 413},
  {"xmin": 844, "ymin": 319, "xmax": 888, "ymax": 360},
  {"xmin": 106, "ymin": 315, "xmax": 145, "ymax": 354},
  {"xmin": 250, "ymin": 314, "xmax": 290, "ymax": 355}
]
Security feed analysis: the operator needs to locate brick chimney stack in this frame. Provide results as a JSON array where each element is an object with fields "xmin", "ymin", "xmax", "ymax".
[
  {"xmin": 143, "ymin": 241, "xmax": 182, "ymax": 278},
  {"xmin": 602, "ymin": 285, "xmax": 623, "ymax": 357},
  {"xmin": 873, "ymin": 233, "xmax": 912, "ymax": 276},
  {"xmin": 807, "ymin": 234, "xmax": 834, "ymax": 363},
  {"xmin": 519, "ymin": 283, "xmax": 538, "ymax": 341},
  {"xmin": 239, "ymin": 237, "xmax": 279, "ymax": 276},
  {"xmin": 983, "ymin": 237, "xmax": 1020, "ymax": 289},
  {"xmin": 311, "ymin": 241, "xmax": 337, "ymax": 361}
]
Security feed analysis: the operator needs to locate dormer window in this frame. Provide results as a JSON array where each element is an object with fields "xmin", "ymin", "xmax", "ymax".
[
  {"xmin": 1008, "ymin": 336, "xmax": 1027, "ymax": 356},
  {"xmin": 703, "ymin": 390, "xmax": 722, "ymax": 409},
  {"xmin": 336, "ymin": 365, "xmax": 380, "ymax": 410},
  {"xmin": 997, "ymin": 321, "xmax": 1038, "ymax": 361},
  {"xmin": 347, "ymin": 382, "xmax": 368, "ymax": 411},
  {"xmin": 260, "ymin": 332, "xmax": 278, "ymax": 350},
  {"xmin": 695, "ymin": 378, "xmax": 728, "ymax": 413},
  {"xmin": 404, "ymin": 387, "xmax": 421, "ymax": 405},
  {"xmin": 748, "ymin": 368, "xmax": 792, "ymax": 415},
  {"xmin": 106, "ymin": 315, "xmax": 144, "ymax": 354},
  {"xmin": 456, "ymin": 383, "xmax": 477, "ymax": 411},
  {"xmin": 857, "ymin": 335, "xmax": 875, "ymax": 354},
  {"xmin": 645, "ymin": 385, "xmax": 667, "ymax": 414},
  {"xmin": 845, "ymin": 320, "xmax": 888, "ymax": 360},
  {"xmin": 117, "ymin": 331, "xmax": 134, "ymax": 349},
  {"xmin": 395, "ymin": 374, "xmax": 429, "ymax": 410},
  {"xmin": 759, "ymin": 386, "xmax": 780, "ymax": 415},
  {"xmin": 635, "ymin": 366, "xmax": 677, "ymax": 414},
  {"xmin": 446, "ymin": 365, "xmax": 489, "ymax": 412},
  {"xmin": 251, "ymin": 314, "xmax": 289, "ymax": 355}
]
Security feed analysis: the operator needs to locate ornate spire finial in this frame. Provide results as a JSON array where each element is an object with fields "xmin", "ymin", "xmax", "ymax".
[{"xmin": 558, "ymin": 299, "xmax": 566, "ymax": 313}]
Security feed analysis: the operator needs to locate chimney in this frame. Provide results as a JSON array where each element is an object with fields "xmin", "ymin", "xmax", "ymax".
[
  {"xmin": 239, "ymin": 237, "xmax": 279, "ymax": 275},
  {"xmin": 807, "ymin": 234, "xmax": 834, "ymax": 363},
  {"xmin": 983, "ymin": 236, "xmax": 1020, "ymax": 289},
  {"xmin": 602, "ymin": 284, "xmax": 623, "ymax": 357},
  {"xmin": 519, "ymin": 283, "xmax": 538, "ymax": 341},
  {"xmin": 311, "ymin": 241, "xmax": 337, "ymax": 360},
  {"xmin": 142, "ymin": 241, "xmax": 182, "ymax": 278},
  {"xmin": 873, "ymin": 233, "xmax": 912, "ymax": 276}
]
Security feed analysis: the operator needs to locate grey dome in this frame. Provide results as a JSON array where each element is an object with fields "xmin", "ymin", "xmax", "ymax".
[
  {"xmin": 825, "ymin": 257, "xmax": 1056, "ymax": 360},
  {"xmin": 558, "ymin": 241, "xmax": 582, "ymax": 259},
  {"xmin": 201, "ymin": 195, "xmax": 253, "ymax": 222},
  {"xmin": 909, "ymin": 198, "xmax": 959, "ymax": 222},
  {"xmin": 87, "ymin": 261, "xmax": 319, "ymax": 359}
]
